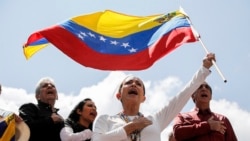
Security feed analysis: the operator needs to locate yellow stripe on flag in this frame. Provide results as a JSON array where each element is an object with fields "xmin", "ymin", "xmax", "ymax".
[
  {"xmin": 71, "ymin": 10, "xmax": 185, "ymax": 38},
  {"xmin": 23, "ymin": 44, "xmax": 49, "ymax": 60},
  {"xmin": 0, "ymin": 114, "xmax": 15, "ymax": 141}
]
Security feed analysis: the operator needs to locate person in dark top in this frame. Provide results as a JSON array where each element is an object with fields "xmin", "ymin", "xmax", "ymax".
[
  {"xmin": 60, "ymin": 98, "xmax": 97, "ymax": 141},
  {"xmin": 19, "ymin": 77, "xmax": 64, "ymax": 141},
  {"xmin": 173, "ymin": 82, "xmax": 237, "ymax": 141}
]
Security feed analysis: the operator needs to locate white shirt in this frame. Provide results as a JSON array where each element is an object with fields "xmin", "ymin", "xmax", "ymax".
[
  {"xmin": 92, "ymin": 66, "xmax": 211, "ymax": 141},
  {"xmin": 0, "ymin": 109, "xmax": 12, "ymax": 117},
  {"xmin": 60, "ymin": 126, "xmax": 92, "ymax": 141}
]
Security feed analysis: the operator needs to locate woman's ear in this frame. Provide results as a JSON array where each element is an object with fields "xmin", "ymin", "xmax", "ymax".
[
  {"xmin": 116, "ymin": 93, "xmax": 121, "ymax": 100},
  {"xmin": 142, "ymin": 96, "xmax": 146, "ymax": 102},
  {"xmin": 191, "ymin": 93, "xmax": 196, "ymax": 103},
  {"xmin": 76, "ymin": 109, "xmax": 82, "ymax": 115}
]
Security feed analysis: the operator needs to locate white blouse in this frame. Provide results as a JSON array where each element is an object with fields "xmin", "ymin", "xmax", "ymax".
[
  {"xmin": 60, "ymin": 126, "xmax": 92, "ymax": 141},
  {"xmin": 92, "ymin": 66, "xmax": 211, "ymax": 141}
]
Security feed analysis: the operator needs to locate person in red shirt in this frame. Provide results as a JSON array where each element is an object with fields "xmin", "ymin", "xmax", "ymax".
[{"xmin": 173, "ymin": 82, "xmax": 237, "ymax": 141}]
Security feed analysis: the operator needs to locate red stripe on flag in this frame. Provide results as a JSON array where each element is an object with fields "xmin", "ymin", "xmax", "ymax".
[{"xmin": 39, "ymin": 25, "xmax": 196, "ymax": 70}]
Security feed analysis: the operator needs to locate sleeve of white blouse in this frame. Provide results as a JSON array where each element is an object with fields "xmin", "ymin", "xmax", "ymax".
[
  {"xmin": 92, "ymin": 115, "xmax": 128, "ymax": 141},
  {"xmin": 60, "ymin": 126, "xmax": 92, "ymax": 141}
]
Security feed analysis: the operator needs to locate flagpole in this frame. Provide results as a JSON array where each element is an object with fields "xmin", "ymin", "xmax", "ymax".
[
  {"xmin": 182, "ymin": 7, "xmax": 227, "ymax": 83},
  {"xmin": 198, "ymin": 37, "xmax": 227, "ymax": 83}
]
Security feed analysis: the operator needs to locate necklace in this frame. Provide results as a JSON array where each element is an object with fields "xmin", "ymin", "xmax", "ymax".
[{"xmin": 119, "ymin": 112, "xmax": 143, "ymax": 141}]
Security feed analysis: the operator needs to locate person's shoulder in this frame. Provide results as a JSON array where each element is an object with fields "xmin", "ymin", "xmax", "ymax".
[
  {"xmin": 64, "ymin": 118, "xmax": 74, "ymax": 127},
  {"xmin": 96, "ymin": 114, "xmax": 110, "ymax": 119},
  {"xmin": 178, "ymin": 111, "xmax": 196, "ymax": 119},
  {"xmin": 212, "ymin": 112, "xmax": 228, "ymax": 119},
  {"xmin": 20, "ymin": 102, "xmax": 36, "ymax": 107},
  {"xmin": 96, "ymin": 114, "xmax": 120, "ymax": 121},
  {"xmin": 19, "ymin": 103, "xmax": 38, "ymax": 110}
]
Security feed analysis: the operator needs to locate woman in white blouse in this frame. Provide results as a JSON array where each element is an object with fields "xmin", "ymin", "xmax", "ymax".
[
  {"xmin": 92, "ymin": 53, "xmax": 216, "ymax": 141},
  {"xmin": 60, "ymin": 98, "xmax": 97, "ymax": 141}
]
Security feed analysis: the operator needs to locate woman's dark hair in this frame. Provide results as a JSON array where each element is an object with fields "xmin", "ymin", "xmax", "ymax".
[{"xmin": 67, "ymin": 98, "xmax": 93, "ymax": 129}]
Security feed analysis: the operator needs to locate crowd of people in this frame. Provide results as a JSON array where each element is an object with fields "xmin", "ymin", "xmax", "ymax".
[{"xmin": 0, "ymin": 53, "xmax": 238, "ymax": 141}]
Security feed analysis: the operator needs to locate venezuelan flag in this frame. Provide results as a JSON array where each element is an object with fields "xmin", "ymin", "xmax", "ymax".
[
  {"xmin": 23, "ymin": 9, "xmax": 197, "ymax": 70},
  {"xmin": 0, "ymin": 114, "xmax": 15, "ymax": 141}
]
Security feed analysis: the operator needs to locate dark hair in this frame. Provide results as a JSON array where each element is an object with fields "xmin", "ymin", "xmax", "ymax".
[{"xmin": 67, "ymin": 98, "xmax": 93, "ymax": 129}]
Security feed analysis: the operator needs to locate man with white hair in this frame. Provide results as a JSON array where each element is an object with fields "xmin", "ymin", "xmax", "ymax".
[{"xmin": 19, "ymin": 77, "xmax": 64, "ymax": 141}]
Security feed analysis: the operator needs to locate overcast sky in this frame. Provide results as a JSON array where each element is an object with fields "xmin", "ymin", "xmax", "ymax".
[{"xmin": 0, "ymin": 0, "xmax": 249, "ymax": 140}]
